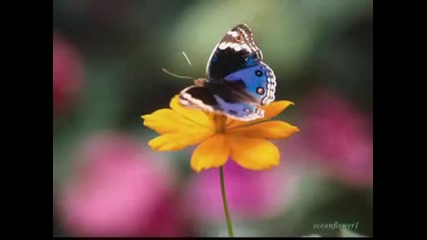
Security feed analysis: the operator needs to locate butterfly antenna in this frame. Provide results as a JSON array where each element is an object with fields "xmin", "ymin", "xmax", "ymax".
[
  {"xmin": 182, "ymin": 51, "xmax": 192, "ymax": 66},
  {"xmin": 162, "ymin": 68, "xmax": 195, "ymax": 80}
]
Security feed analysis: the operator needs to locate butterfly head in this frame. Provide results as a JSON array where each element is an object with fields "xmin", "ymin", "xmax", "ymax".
[{"xmin": 194, "ymin": 78, "xmax": 207, "ymax": 87}]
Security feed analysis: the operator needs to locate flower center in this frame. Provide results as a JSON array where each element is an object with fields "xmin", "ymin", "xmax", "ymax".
[{"xmin": 213, "ymin": 114, "xmax": 227, "ymax": 133}]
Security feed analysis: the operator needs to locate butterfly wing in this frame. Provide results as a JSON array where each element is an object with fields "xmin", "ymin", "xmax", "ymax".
[
  {"xmin": 206, "ymin": 24, "xmax": 263, "ymax": 80},
  {"xmin": 206, "ymin": 24, "xmax": 276, "ymax": 106},
  {"xmin": 223, "ymin": 63, "xmax": 276, "ymax": 106},
  {"xmin": 180, "ymin": 86, "xmax": 264, "ymax": 121},
  {"xmin": 179, "ymin": 24, "xmax": 275, "ymax": 121}
]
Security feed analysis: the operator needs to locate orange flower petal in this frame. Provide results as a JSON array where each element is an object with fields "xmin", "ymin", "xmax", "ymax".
[
  {"xmin": 190, "ymin": 134, "xmax": 230, "ymax": 172},
  {"xmin": 170, "ymin": 95, "xmax": 214, "ymax": 129},
  {"xmin": 226, "ymin": 100, "xmax": 294, "ymax": 129},
  {"xmin": 142, "ymin": 109, "xmax": 209, "ymax": 134},
  {"xmin": 226, "ymin": 120, "xmax": 300, "ymax": 139},
  {"xmin": 148, "ymin": 129, "xmax": 213, "ymax": 151},
  {"xmin": 228, "ymin": 135, "xmax": 280, "ymax": 170}
]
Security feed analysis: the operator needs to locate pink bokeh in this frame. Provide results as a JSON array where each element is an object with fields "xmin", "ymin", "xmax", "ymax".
[
  {"xmin": 300, "ymin": 88, "xmax": 373, "ymax": 187},
  {"xmin": 185, "ymin": 160, "xmax": 300, "ymax": 221},
  {"xmin": 53, "ymin": 34, "xmax": 83, "ymax": 116},
  {"xmin": 58, "ymin": 132, "xmax": 188, "ymax": 237}
]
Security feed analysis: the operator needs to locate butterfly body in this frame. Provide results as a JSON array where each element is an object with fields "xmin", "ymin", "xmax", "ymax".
[{"xmin": 179, "ymin": 24, "xmax": 276, "ymax": 121}]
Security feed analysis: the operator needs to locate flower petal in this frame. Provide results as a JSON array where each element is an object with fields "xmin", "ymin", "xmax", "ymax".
[
  {"xmin": 170, "ymin": 95, "xmax": 214, "ymax": 129},
  {"xmin": 142, "ymin": 109, "xmax": 208, "ymax": 134},
  {"xmin": 226, "ymin": 120, "xmax": 300, "ymax": 139},
  {"xmin": 148, "ymin": 129, "xmax": 213, "ymax": 151},
  {"xmin": 226, "ymin": 100, "xmax": 294, "ymax": 128},
  {"xmin": 228, "ymin": 136, "xmax": 280, "ymax": 170},
  {"xmin": 191, "ymin": 134, "xmax": 230, "ymax": 172}
]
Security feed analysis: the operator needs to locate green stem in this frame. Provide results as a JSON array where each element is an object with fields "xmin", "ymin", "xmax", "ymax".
[{"xmin": 220, "ymin": 166, "xmax": 234, "ymax": 237}]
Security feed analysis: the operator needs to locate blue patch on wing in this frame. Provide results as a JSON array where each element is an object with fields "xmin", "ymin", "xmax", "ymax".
[
  {"xmin": 213, "ymin": 95, "xmax": 264, "ymax": 120},
  {"xmin": 223, "ymin": 63, "xmax": 276, "ymax": 106}
]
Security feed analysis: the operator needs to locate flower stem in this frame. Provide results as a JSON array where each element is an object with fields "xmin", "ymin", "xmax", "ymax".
[{"xmin": 220, "ymin": 166, "xmax": 234, "ymax": 237}]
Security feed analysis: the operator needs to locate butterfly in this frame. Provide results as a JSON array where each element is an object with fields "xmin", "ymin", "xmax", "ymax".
[{"xmin": 179, "ymin": 24, "xmax": 276, "ymax": 121}]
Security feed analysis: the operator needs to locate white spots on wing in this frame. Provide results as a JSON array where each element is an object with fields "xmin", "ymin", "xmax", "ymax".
[
  {"xmin": 218, "ymin": 42, "xmax": 230, "ymax": 50},
  {"xmin": 242, "ymin": 111, "xmax": 264, "ymax": 121},
  {"xmin": 260, "ymin": 63, "xmax": 277, "ymax": 106},
  {"xmin": 179, "ymin": 87, "xmax": 215, "ymax": 112},
  {"xmin": 216, "ymin": 25, "xmax": 263, "ymax": 62},
  {"xmin": 218, "ymin": 42, "xmax": 252, "ymax": 52},
  {"xmin": 230, "ymin": 108, "xmax": 264, "ymax": 121},
  {"xmin": 231, "ymin": 43, "xmax": 251, "ymax": 52},
  {"xmin": 179, "ymin": 99, "xmax": 190, "ymax": 106},
  {"xmin": 239, "ymin": 44, "xmax": 251, "ymax": 52},
  {"xmin": 227, "ymin": 31, "xmax": 239, "ymax": 37},
  {"xmin": 235, "ymin": 25, "xmax": 263, "ymax": 60}
]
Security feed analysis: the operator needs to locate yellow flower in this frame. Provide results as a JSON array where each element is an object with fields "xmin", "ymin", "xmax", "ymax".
[{"xmin": 141, "ymin": 95, "xmax": 299, "ymax": 172}]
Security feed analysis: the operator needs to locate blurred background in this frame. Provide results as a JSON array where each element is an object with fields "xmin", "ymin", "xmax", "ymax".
[{"xmin": 53, "ymin": 0, "xmax": 372, "ymax": 237}]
